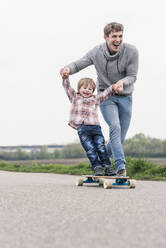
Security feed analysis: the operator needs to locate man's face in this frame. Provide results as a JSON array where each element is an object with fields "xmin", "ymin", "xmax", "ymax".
[{"xmin": 104, "ymin": 31, "xmax": 123, "ymax": 53}]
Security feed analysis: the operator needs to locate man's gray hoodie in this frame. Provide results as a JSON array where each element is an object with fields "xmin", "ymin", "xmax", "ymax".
[{"xmin": 66, "ymin": 42, "xmax": 139, "ymax": 95}]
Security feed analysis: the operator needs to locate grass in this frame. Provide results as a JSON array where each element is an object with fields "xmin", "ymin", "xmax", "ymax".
[
  {"xmin": 125, "ymin": 157, "xmax": 166, "ymax": 180},
  {"xmin": 0, "ymin": 161, "xmax": 92, "ymax": 175},
  {"xmin": 0, "ymin": 157, "xmax": 166, "ymax": 180}
]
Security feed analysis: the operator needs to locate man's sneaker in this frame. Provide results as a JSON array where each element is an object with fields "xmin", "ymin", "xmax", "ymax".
[
  {"xmin": 104, "ymin": 165, "xmax": 116, "ymax": 176},
  {"xmin": 94, "ymin": 166, "xmax": 103, "ymax": 176},
  {"xmin": 117, "ymin": 169, "xmax": 126, "ymax": 177}
]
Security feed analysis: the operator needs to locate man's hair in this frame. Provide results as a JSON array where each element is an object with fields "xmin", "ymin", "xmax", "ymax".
[
  {"xmin": 77, "ymin": 78, "xmax": 96, "ymax": 93},
  {"xmin": 104, "ymin": 22, "xmax": 124, "ymax": 37}
]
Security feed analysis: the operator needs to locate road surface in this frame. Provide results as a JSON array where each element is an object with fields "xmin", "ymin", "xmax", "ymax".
[{"xmin": 0, "ymin": 171, "xmax": 166, "ymax": 248}]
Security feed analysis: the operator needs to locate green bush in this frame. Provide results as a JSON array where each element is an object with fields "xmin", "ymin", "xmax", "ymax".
[{"xmin": 0, "ymin": 158, "xmax": 166, "ymax": 180}]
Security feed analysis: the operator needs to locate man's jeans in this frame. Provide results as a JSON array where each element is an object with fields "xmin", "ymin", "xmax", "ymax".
[
  {"xmin": 100, "ymin": 95, "xmax": 132, "ymax": 172},
  {"xmin": 77, "ymin": 124, "xmax": 110, "ymax": 170}
]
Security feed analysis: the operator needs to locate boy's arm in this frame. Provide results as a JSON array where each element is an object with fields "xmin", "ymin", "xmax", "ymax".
[
  {"xmin": 62, "ymin": 77, "xmax": 76, "ymax": 103},
  {"xmin": 96, "ymin": 85, "xmax": 113, "ymax": 104}
]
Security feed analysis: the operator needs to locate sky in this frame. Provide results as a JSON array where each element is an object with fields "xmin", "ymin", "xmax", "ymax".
[{"xmin": 0, "ymin": 0, "xmax": 166, "ymax": 146}]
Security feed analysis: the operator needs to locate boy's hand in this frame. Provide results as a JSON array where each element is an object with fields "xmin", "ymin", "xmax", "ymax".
[
  {"xmin": 60, "ymin": 67, "xmax": 70, "ymax": 79},
  {"xmin": 112, "ymin": 80, "xmax": 123, "ymax": 94}
]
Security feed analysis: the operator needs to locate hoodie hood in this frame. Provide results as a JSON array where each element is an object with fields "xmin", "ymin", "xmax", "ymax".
[
  {"xmin": 102, "ymin": 42, "xmax": 125, "ymax": 75},
  {"xmin": 102, "ymin": 42, "xmax": 124, "ymax": 61}
]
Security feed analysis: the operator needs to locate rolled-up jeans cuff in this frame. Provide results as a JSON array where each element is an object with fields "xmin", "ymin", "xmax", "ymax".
[{"xmin": 116, "ymin": 164, "xmax": 125, "ymax": 172}]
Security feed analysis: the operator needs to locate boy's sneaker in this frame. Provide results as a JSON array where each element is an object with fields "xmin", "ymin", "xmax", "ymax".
[
  {"xmin": 94, "ymin": 166, "xmax": 103, "ymax": 176},
  {"xmin": 104, "ymin": 165, "xmax": 116, "ymax": 176},
  {"xmin": 117, "ymin": 169, "xmax": 126, "ymax": 177}
]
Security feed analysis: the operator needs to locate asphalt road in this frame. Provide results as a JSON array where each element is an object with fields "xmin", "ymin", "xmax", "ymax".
[{"xmin": 0, "ymin": 171, "xmax": 166, "ymax": 248}]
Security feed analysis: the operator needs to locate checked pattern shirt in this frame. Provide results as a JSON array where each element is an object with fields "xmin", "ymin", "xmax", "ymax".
[{"xmin": 62, "ymin": 78, "xmax": 112, "ymax": 129}]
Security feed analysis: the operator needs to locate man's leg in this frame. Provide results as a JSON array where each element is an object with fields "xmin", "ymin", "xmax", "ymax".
[
  {"xmin": 118, "ymin": 96, "xmax": 132, "ymax": 144},
  {"xmin": 100, "ymin": 96, "xmax": 132, "ymax": 173}
]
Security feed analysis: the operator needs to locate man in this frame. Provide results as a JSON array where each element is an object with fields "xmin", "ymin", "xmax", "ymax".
[{"xmin": 60, "ymin": 22, "xmax": 139, "ymax": 176}]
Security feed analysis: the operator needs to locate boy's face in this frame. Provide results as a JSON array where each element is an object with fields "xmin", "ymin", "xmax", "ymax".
[
  {"xmin": 79, "ymin": 84, "xmax": 94, "ymax": 98},
  {"xmin": 104, "ymin": 30, "xmax": 123, "ymax": 53}
]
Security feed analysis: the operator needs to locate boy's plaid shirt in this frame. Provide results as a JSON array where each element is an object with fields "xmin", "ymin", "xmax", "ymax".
[{"xmin": 63, "ymin": 78, "xmax": 112, "ymax": 129}]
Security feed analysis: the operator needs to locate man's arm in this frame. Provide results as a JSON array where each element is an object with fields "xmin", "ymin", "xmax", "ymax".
[
  {"xmin": 60, "ymin": 47, "xmax": 96, "ymax": 77},
  {"xmin": 66, "ymin": 51, "xmax": 93, "ymax": 74},
  {"xmin": 113, "ymin": 48, "xmax": 138, "ymax": 93},
  {"xmin": 121, "ymin": 48, "xmax": 139, "ymax": 87}
]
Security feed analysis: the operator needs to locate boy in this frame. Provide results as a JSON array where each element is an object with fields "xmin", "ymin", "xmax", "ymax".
[{"xmin": 61, "ymin": 74, "xmax": 121, "ymax": 176}]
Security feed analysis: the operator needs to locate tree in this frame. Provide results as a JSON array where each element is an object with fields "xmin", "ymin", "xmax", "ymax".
[{"xmin": 61, "ymin": 143, "xmax": 86, "ymax": 158}]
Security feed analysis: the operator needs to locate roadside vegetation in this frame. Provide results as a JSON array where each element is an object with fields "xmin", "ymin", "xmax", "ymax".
[
  {"xmin": 0, "ymin": 157, "xmax": 166, "ymax": 180},
  {"xmin": 1, "ymin": 134, "xmax": 166, "ymax": 161},
  {"xmin": 1, "ymin": 133, "xmax": 166, "ymax": 180}
]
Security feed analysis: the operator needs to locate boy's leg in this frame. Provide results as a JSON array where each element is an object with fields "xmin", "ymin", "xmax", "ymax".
[
  {"xmin": 92, "ymin": 126, "xmax": 110, "ymax": 165},
  {"xmin": 92, "ymin": 126, "xmax": 116, "ymax": 176},
  {"xmin": 77, "ymin": 125, "xmax": 103, "ymax": 175}
]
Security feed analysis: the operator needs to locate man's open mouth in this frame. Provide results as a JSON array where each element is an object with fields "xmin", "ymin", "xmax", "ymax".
[{"xmin": 113, "ymin": 43, "xmax": 120, "ymax": 48}]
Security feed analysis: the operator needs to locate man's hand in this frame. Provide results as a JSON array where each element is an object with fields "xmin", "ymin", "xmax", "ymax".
[
  {"xmin": 60, "ymin": 67, "xmax": 70, "ymax": 79},
  {"xmin": 112, "ymin": 80, "xmax": 123, "ymax": 94}
]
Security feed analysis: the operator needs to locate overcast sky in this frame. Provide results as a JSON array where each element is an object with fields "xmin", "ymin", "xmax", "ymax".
[{"xmin": 0, "ymin": 0, "xmax": 165, "ymax": 146}]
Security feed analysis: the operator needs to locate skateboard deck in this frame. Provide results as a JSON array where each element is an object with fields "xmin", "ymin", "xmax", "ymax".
[{"xmin": 76, "ymin": 175, "xmax": 136, "ymax": 189}]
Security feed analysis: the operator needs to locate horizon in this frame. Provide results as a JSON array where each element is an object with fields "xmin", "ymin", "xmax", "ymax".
[{"xmin": 0, "ymin": 132, "xmax": 165, "ymax": 147}]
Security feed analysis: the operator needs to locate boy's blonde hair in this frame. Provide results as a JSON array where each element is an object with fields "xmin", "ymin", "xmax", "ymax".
[
  {"xmin": 104, "ymin": 22, "xmax": 124, "ymax": 37},
  {"xmin": 77, "ymin": 78, "xmax": 96, "ymax": 93}
]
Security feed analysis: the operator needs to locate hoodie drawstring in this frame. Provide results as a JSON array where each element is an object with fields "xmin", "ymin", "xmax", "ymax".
[{"xmin": 104, "ymin": 54, "xmax": 121, "ymax": 77}]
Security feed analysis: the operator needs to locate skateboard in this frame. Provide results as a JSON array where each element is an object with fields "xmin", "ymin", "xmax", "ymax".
[{"xmin": 76, "ymin": 175, "xmax": 136, "ymax": 189}]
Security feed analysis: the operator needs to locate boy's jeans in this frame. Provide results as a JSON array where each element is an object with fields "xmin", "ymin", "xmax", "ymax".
[
  {"xmin": 77, "ymin": 124, "xmax": 110, "ymax": 170},
  {"xmin": 100, "ymin": 95, "xmax": 132, "ymax": 172}
]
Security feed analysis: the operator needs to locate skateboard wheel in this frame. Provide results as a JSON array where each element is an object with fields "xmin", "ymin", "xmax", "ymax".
[
  {"xmin": 103, "ymin": 179, "xmax": 113, "ymax": 189},
  {"xmin": 98, "ymin": 178, "xmax": 104, "ymax": 186},
  {"xmin": 129, "ymin": 179, "xmax": 136, "ymax": 188},
  {"xmin": 76, "ymin": 177, "xmax": 84, "ymax": 186}
]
